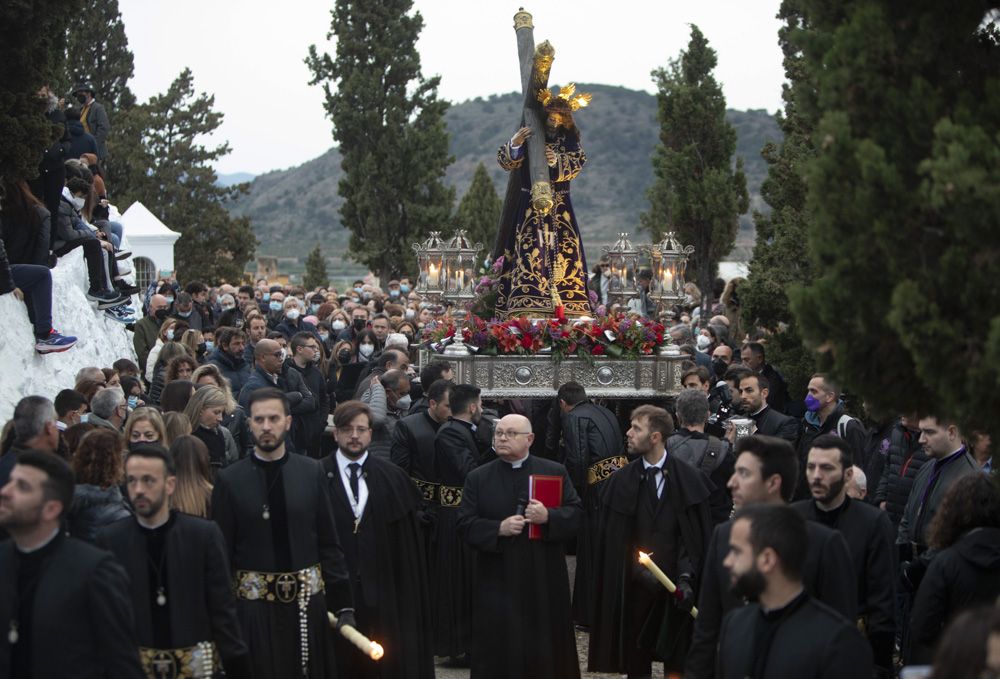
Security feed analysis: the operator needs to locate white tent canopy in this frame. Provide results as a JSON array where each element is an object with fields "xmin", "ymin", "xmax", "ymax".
[{"xmin": 120, "ymin": 201, "xmax": 181, "ymax": 287}]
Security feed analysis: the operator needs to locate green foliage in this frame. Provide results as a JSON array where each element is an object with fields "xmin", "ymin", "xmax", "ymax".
[
  {"xmin": 61, "ymin": 0, "xmax": 136, "ymax": 111},
  {"xmin": 0, "ymin": 0, "xmax": 81, "ymax": 185},
  {"xmin": 741, "ymin": 0, "xmax": 819, "ymax": 397},
  {"xmin": 230, "ymin": 86, "xmax": 780, "ymax": 271},
  {"xmin": 303, "ymin": 244, "xmax": 329, "ymax": 290},
  {"xmin": 641, "ymin": 26, "xmax": 749, "ymax": 308},
  {"xmin": 306, "ymin": 0, "xmax": 455, "ymax": 282},
  {"xmin": 109, "ymin": 68, "xmax": 256, "ymax": 283},
  {"xmin": 789, "ymin": 1, "xmax": 1000, "ymax": 440},
  {"xmin": 451, "ymin": 161, "xmax": 501, "ymax": 253}
]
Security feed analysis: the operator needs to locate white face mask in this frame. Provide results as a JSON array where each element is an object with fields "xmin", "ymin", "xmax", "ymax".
[
  {"xmin": 332, "ymin": 319, "xmax": 346, "ymax": 331},
  {"xmin": 696, "ymin": 335, "xmax": 712, "ymax": 351},
  {"xmin": 404, "ymin": 309, "xmax": 416, "ymax": 320},
  {"xmin": 359, "ymin": 343, "xmax": 375, "ymax": 358},
  {"xmin": 279, "ymin": 349, "xmax": 288, "ymax": 362},
  {"xmin": 166, "ymin": 329, "xmax": 175, "ymax": 341},
  {"xmin": 71, "ymin": 195, "xmax": 86, "ymax": 210},
  {"xmin": 395, "ymin": 394, "xmax": 412, "ymax": 411},
  {"xmin": 286, "ymin": 308, "xmax": 300, "ymax": 320}
]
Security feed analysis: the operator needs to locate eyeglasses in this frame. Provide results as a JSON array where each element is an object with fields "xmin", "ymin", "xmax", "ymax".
[
  {"xmin": 270, "ymin": 351, "xmax": 284, "ymax": 358},
  {"xmin": 494, "ymin": 430, "xmax": 531, "ymax": 440},
  {"xmin": 337, "ymin": 426, "xmax": 371, "ymax": 436}
]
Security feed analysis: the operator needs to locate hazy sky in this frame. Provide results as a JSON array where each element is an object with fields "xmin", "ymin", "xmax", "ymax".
[{"xmin": 118, "ymin": 0, "xmax": 786, "ymax": 175}]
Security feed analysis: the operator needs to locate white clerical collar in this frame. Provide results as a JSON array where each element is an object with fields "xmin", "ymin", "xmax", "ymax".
[
  {"xmin": 751, "ymin": 405, "xmax": 767, "ymax": 417},
  {"xmin": 507, "ymin": 453, "xmax": 529, "ymax": 469},
  {"xmin": 642, "ymin": 450, "xmax": 667, "ymax": 471},
  {"xmin": 17, "ymin": 527, "xmax": 60, "ymax": 554},
  {"xmin": 336, "ymin": 449, "xmax": 369, "ymax": 472}
]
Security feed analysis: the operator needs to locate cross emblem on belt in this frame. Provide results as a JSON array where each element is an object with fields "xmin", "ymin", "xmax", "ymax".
[
  {"xmin": 151, "ymin": 652, "xmax": 177, "ymax": 679},
  {"xmin": 276, "ymin": 573, "xmax": 298, "ymax": 603}
]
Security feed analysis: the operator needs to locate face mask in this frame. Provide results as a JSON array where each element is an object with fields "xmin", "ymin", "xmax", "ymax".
[
  {"xmin": 805, "ymin": 394, "xmax": 823, "ymax": 412},
  {"xmin": 359, "ymin": 343, "xmax": 375, "ymax": 358},
  {"xmin": 177, "ymin": 309, "xmax": 192, "ymax": 318},
  {"xmin": 127, "ymin": 395, "xmax": 139, "ymax": 409},
  {"xmin": 403, "ymin": 334, "xmax": 413, "ymax": 343},
  {"xmin": 279, "ymin": 349, "xmax": 288, "ymax": 362},
  {"xmin": 310, "ymin": 304, "xmax": 321, "ymax": 314},
  {"xmin": 269, "ymin": 301, "xmax": 283, "ymax": 311},
  {"xmin": 71, "ymin": 195, "xmax": 86, "ymax": 210},
  {"xmin": 362, "ymin": 292, "xmax": 372, "ymax": 301},
  {"xmin": 164, "ymin": 296, "xmax": 174, "ymax": 304},
  {"xmin": 197, "ymin": 342, "xmax": 207, "ymax": 354},
  {"xmin": 353, "ymin": 318, "xmax": 366, "ymax": 331},
  {"xmin": 263, "ymin": 292, "xmax": 271, "ymax": 302},
  {"xmin": 222, "ymin": 304, "xmax": 235, "ymax": 312},
  {"xmin": 389, "ymin": 290, "xmax": 400, "ymax": 298},
  {"xmin": 602, "ymin": 270, "xmax": 611, "ymax": 279},
  {"xmin": 205, "ymin": 340, "xmax": 214, "ymax": 352},
  {"xmin": 351, "ymin": 297, "xmax": 361, "ymax": 304},
  {"xmin": 400, "ymin": 285, "xmax": 410, "ymax": 294},
  {"xmin": 166, "ymin": 329, "xmax": 175, "ymax": 341},
  {"xmin": 332, "ymin": 319, "xmax": 346, "ymax": 331},
  {"xmin": 286, "ymin": 308, "xmax": 300, "ymax": 320},
  {"xmin": 395, "ymin": 394, "xmax": 412, "ymax": 411},
  {"xmin": 354, "ymin": 287, "xmax": 363, "ymax": 294},
  {"xmin": 696, "ymin": 335, "xmax": 712, "ymax": 351},
  {"xmin": 319, "ymin": 332, "xmax": 329, "ymax": 342},
  {"xmin": 712, "ymin": 359, "xmax": 728, "ymax": 377},
  {"xmin": 154, "ymin": 308, "xmax": 168, "ymax": 321},
  {"xmin": 337, "ymin": 350, "xmax": 352, "ymax": 363},
  {"xmin": 404, "ymin": 309, "xmax": 416, "ymax": 320},
  {"xmin": 311, "ymin": 351, "xmax": 322, "ymax": 363}
]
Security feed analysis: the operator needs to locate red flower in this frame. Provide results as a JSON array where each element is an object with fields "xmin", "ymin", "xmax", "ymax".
[
  {"xmin": 591, "ymin": 345, "xmax": 606, "ymax": 356},
  {"xmin": 520, "ymin": 335, "xmax": 533, "ymax": 350}
]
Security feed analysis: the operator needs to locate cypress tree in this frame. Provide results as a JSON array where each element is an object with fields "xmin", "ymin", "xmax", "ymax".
[
  {"xmin": 789, "ymin": 1, "xmax": 1000, "ymax": 441},
  {"xmin": 62, "ymin": 0, "xmax": 136, "ymax": 111},
  {"xmin": 111, "ymin": 68, "xmax": 256, "ymax": 283},
  {"xmin": 452, "ymin": 161, "xmax": 501, "ymax": 254},
  {"xmin": 303, "ymin": 244, "xmax": 329, "ymax": 290},
  {"xmin": 0, "ymin": 0, "xmax": 81, "ymax": 185},
  {"xmin": 306, "ymin": 0, "xmax": 454, "ymax": 282},
  {"xmin": 641, "ymin": 25, "xmax": 749, "ymax": 314}
]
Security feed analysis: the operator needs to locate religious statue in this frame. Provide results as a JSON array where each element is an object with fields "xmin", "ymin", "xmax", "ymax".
[{"xmin": 492, "ymin": 9, "xmax": 594, "ymax": 319}]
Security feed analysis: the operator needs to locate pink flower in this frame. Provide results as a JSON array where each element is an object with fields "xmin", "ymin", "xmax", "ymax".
[{"xmin": 491, "ymin": 256, "xmax": 505, "ymax": 273}]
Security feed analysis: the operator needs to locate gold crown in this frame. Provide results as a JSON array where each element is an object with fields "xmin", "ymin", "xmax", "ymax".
[{"xmin": 537, "ymin": 83, "xmax": 592, "ymax": 111}]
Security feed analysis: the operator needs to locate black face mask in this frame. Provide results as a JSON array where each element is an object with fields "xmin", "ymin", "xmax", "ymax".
[
  {"xmin": 352, "ymin": 318, "xmax": 366, "ymax": 331},
  {"xmin": 197, "ymin": 342, "xmax": 207, "ymax": 355},
  {"xmin": 75, "ymin": 93, "xmax": 88, "ymax": 105},
  {"xmin": 154, "ymin": 308, "xmax": 168, "ymax": 322},
  {"xmin": 337, "ymin": 350, "xmax": 352, "ymax": 364},
  {"xmin": 712, "ymin": 359, "xmax": 728, "ymax": 377}
]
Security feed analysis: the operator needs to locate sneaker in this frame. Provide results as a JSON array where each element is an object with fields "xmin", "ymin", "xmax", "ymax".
[
  {"xmin": 115, "ymin": 284, "xmax": 141, "ymax": 296},
  {"xmin": 87, "ymin": 289, "xmax": 127, "ymax": 310},
  {"xmin": 35, "ymin": 330, "xmax": 77, "ymax": 354},
  {"xmin": 104, "ymin": 304, "xmax": 137, "ymax": 324},
  {"xmin": 114, "ymin": 250, "xmax": 132, "ymax": 260},
  {"xmin": 116, "ymin": 264, "xmax": 133, "ymax": 276}
]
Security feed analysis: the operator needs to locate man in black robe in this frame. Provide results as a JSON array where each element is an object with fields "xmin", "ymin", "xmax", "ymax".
[
  {"xmin": 735, "ymin": 373, "xmax": 800, "ymax": 444},
  {"xmin": 430, "ymin": 383, "xmax": 486, "ymax": 662},
  {"xmin": 554, "ymin": 381, "xmax": 625, "ymax": 628},
  {"xmin": 321, "ymin": 400, "xmax": 434, "ymax": 679},
  {"xmin": 98, "ymin": 444, "xmax": 252, "ymax": 678},
  {"xmin": 588, "ymin": 405, "xmax": 713, "ymax": 677},
  {"xmin": 792, "ymin": 434, "xmax": 896, "ymax": 677},
  {"xmin": 716, "ymin": 504, "xmax": 872, "ymax": 678},
  {"xmin": 457, "ymin": 414, "xmax": 583, "ymax": 679},
  {"xmin": 685, "ymin": 435, "xmax": 858, "ymax": 679},
  {"xmin": 0, "ymin": 451, "xmax": 143, "ymax": 678},
  {"xmin": 391, "ymin": 378, "xmax": 452, "ymax": 500},
  {"xmin": 212, "ymin": 387, "xmax": 355, "ymax": 679}
]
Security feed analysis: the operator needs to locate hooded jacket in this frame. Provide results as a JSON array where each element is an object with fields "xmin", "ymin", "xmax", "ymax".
[{"xmin": 908, "ymin": 526, "xmax": 1000, "ymax": 662}]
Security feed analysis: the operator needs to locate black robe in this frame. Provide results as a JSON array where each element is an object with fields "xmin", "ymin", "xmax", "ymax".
[
  {"xmin": 0, "ymin": 532, "xmax": 144, "ymax": 678},
  {"xmin": 321, "ymin": 452, "xmax": 435, "ymax": 679},
  {"xmin": 685, "ymin": 517, "xmax": 858, "ymax": 679},
  {"xmin": 792, "ymin": 497, "xmax": 897, "ymax": 671},
  {"xmin": 211, "ymin": 452, "xmax": 353, "ymax": 679},
  {"xmin": 430, "ymin": 417, "xmax": 481, "ymax": 657},
  {"xmin": 717, "ymin": 591, "xmax": 872, "ymax": 679},
  {"xmin": 96, "ymin": 512, "xmax": 251, "ymax": 677},
  {"xmin": 587, "ymin": 455, "xmax": 714, "ymax": 674},
  {"xmin": 457, "ymin": 455, "xmax": 583, "ymax": 679}
]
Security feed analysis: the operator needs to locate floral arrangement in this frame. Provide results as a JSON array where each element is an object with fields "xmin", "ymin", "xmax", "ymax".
[{"xmin": 421, "ymin": 309, "xmax": 667, "ymax": 361}]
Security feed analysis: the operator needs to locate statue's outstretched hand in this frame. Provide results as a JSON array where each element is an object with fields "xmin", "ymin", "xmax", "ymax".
[{"xmin": 511, "ymin": 126, "xmax": 532, "ymax": 146}]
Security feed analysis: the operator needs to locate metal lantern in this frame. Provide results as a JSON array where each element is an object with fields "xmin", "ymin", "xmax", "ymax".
[
  {"xmin": 439, "ymin": 230, "xmax": 482, "ymax": 306},
  {"xmin": 646, "ymin": 231, "xmax": 694, "ymax": 310},
  {"xmin": 602, "ymin": 232, "xmax": 641, "ymax": 308},
  {"xmin": 412, "ymin": 232, "xmax": 446, "ymax": 302}
]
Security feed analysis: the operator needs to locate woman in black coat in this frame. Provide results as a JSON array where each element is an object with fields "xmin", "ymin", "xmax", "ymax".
[
  {"xmin": 908, "ymin": 474, "xmax": 1000, "ymax": 664},
  {"xmin": 67, "ymin": 429, "xmax": 131, "ymax": 543}
]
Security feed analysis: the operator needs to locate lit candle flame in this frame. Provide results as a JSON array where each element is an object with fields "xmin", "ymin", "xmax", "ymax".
[{"xmin": 369, "ymin": 642, "xmax": 384, "ymax": 660}]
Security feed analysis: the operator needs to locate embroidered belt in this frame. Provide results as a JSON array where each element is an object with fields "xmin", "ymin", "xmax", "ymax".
[
  {"xmin": 587, "ymin": 455, "xmax": 629, "ymax": 485},
  {"xmin": 139, "ymin": 642, "xmax": 217, "ymax": 679},
  {"xmin": 439, "ymin": 484, "xmax": 463, "ymax": 507},
  {"xmin": 411, "ymin": 477, "xmax": 438, "ymax": 503},
  {"xmin": 235, "ymin": 564, "xmax": 324, "ymax": 676}
]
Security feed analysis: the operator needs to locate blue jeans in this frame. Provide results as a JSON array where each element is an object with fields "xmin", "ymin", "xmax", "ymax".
[
  {"xmin": 96, "ymin": 219, "xmax": 123, "ymax": 249},
  {"xmin": 11, "ymin": 264, "xmax": 53, "ymax": 339}
]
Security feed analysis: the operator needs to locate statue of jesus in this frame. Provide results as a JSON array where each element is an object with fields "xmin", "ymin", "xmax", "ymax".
[{"xmin": 493, "ymin": 86, "xmax": 593, "ymax": 319}]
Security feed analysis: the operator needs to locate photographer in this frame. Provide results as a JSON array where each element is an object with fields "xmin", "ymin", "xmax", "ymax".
[{"xmin": 668, "ymin": 389, "xmax": 734, "ymax": 523}]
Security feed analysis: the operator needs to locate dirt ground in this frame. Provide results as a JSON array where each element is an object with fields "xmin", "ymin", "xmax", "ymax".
[{"xmin": 431, "ymin": 556, "xmax": 666, "ymax": 679}]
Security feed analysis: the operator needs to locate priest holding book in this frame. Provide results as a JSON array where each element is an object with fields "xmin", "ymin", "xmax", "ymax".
[{"xmin": 457, "ymin": 414, "xmax": 583, "ymax": 679}]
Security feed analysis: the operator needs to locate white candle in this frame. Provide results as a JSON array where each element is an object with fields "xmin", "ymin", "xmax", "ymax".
[
  {"xmin": 638, "ymin": 550, "xmax": 698, "ymax": 619},
  {"xmin": 428, "ymin": 263, "xmax": 439, "ymax": 286},
  {"xmin": 328, "ymin": 612, "xmax": 385, "ymax": 660}
]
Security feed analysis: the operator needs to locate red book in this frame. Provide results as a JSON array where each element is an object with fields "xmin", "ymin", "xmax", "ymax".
[{"xmin": 528, "ymin": 474, "xmax": 563, "ymax": 540}]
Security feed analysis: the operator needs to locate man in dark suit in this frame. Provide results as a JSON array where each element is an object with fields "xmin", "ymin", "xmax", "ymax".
[
  {"xmin": 740, "ymin": 342, "xmax": 791, "ymax": 414},
  {"xmin": 736, "ymin": 373, "xmax": 799, "ymax": 444},
  {"xmin": 97, "ymin": 445, "xmax": 252, "ymax": 678},
  {"xmin": 0, "ymin": 451, "xmax": 143, "ymax": 678},
  {"xmin": 392, "ymin": 378, "xmax": 452, "ymax": 488}
]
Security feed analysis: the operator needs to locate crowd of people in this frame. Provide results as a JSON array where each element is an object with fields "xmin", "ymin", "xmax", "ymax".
[{"xmin": 0, "ymin": 264, "xmax": 997, "ymax": 679}]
